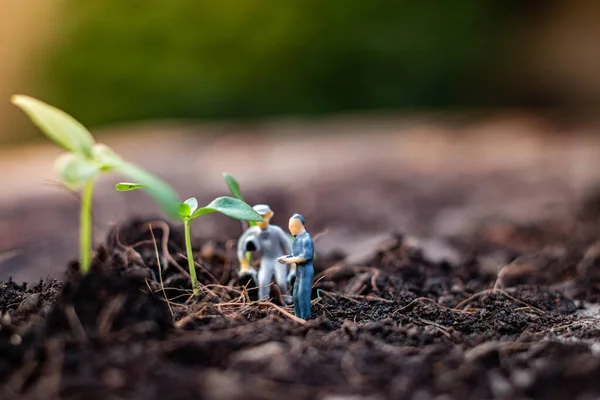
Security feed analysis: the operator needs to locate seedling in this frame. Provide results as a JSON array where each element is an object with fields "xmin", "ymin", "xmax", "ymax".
[
  {"xmin": 11, "ymin": 95, "xmax": 180, "ymax": 274},
  {"xmin": 222, "ymin": 173, "xmax": 244, "ymax": 207},
  {"xmin": 116, "ymin": 183, "xmax": 263, "ymax": 295},
  {"xmin": 223, "ymin": 173, "xmax": 256, "ymax": 265},
  {"xmin": 222, "ymin": 172, "xmax": 295, "ymax": 258}
]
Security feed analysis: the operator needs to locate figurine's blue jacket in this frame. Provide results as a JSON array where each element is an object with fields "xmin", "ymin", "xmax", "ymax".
[
  {"xmin": 292, "ymin": 231, "xmax": 314, "ymax": 266},
  {"xmin": 292, "ymin": 231, "xmax": 314, "ymax": 319}
]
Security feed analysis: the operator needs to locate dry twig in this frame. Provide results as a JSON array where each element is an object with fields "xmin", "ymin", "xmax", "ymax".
[{"xmin": 149, "ymin": 224, "xmax": 174, "ymax": 316}]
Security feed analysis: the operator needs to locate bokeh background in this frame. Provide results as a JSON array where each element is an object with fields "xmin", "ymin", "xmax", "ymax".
[{"xmin": 2, "ymin": 0, "xmax": 600, "ymax": 281}]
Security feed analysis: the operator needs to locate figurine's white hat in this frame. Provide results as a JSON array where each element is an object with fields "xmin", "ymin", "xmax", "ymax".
[{"xmin": 253, "ymin": 204, "xmax": 272, "ymax": 215}]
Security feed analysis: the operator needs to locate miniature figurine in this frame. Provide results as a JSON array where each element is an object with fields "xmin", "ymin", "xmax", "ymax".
[
  {"xmin": 277, "ymin": 214, "xmax": 314, "ymax": 320},
  {"xmin": 238, "ymin": 204, "xmax": 294, "ymax": 301}
]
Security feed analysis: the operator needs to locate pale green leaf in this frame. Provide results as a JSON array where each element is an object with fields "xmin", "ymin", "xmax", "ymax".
[
  {"xmin": 191, "ymin": 196, "xmax": 263, "ymax": 222},
  {"xmin": 190, "ymin": 208, "xmax": 216, "ymax": 218},
  {"xmin": 92, "ymin": 143, "xmax": 122, "ymax": 170},
  {"xmin": 223, "ymin": 172, "xmax": 258, "ymax": 227},
  {"xmin": 114, "ymin": 162, "xmax": 181, "ymax": 219},
  {"xmin": 54, "ymin": 153, "xmax": 99, "ymax": 189},
  {"xmin": 115, "ymin": 182, "xmax": 144, "ymax": 191},
  {"xmin": 223, "ymin": 172, "xmax": 243, "ymax": 200},
  {"xmin": 11, "ymin": 95, "xmax": 95, "ymax": 156},
  {"xmin": 179, "ymin": 202, "xmax": 191, "ymax": 219},
  {"xmin": 184, "ymin": 197, "xmax": 198, "ymax": 214}
]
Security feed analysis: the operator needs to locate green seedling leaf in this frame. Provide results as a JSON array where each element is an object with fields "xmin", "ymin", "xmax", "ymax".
[
  {"xmin": 184, "ymin": 197, "xmax": 198, "ymax": 214},
  {"xmin": 114, "ymin": 162, "xmax": 181, "ymax": 219},
  {"xmin": 223, "ymin": 173, "xmax": 242, "ymax": 200},
  {"xmin": 54, "ymin": 153, "xmax": 100, "ymax": 189},
  {"xmin": 222, "ymin": 172, "xmax": 258, "ymax": 227},
  {"xmin": 191, "ymin": 196, "xmax": 264, "ymax": 222},
  {"xmin": 179, "ymin": 197, "xmax": 199, "ymax": 219},
  {"xmin": 92, "ymin": 143, "xmax": 122, "ymax": 170},
  {"xmin": 115, "ymin": 182, "xmax": 144, "ymax": 191},
  {"xmin": 190, "ymin": 208, "xmax": 217, "ymax": 218},
  {"xmin": 179, "ymin": 203, "xmax": 191, "ymax": 218},
  {"xmin": 11, "ymin": 95, "xmax": 95, "ymax": 157}
]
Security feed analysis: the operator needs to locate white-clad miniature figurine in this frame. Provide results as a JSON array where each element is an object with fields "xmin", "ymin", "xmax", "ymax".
[{"xmin": 238, "ymin": 204, "xmax": 294, "ymax": 301}]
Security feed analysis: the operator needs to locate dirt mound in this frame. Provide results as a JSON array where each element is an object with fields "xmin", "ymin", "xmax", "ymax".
[{"xmin": 1, "ymin": 216, "xmax": 600, "ymax": 399}]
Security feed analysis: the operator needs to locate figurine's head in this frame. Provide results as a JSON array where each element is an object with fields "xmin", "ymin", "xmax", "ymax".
[
  {"xmin": 288, "ymin": 213, "xmax": 306, "ymax": 236},
  {"xmin": 253, "ymin": 204, "xmax": 274, "ymax": 230}
]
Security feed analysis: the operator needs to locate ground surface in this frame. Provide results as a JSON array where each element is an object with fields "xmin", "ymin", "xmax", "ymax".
[
  {"xmin": 3, "ymin": 115, "xmax": 600, "ymax": 399},
  {"xmin": 0, "ymin": 198, "xmax": 600, "ymax": 399},
  {"xmin": 2, "ymin": 208, "xmax": 600, "ymax": 399}
]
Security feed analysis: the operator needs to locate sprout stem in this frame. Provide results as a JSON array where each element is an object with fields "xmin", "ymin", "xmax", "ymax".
[
  {"xmin": 79, "ymin": 181, "xmax": 94, "ymax": 274},
  {"xmin": 184, "ymin": 220, "xmax": 199, "ymax": 295}
]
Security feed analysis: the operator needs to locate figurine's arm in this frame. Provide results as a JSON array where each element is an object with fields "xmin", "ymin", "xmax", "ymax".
[
  {"xmin": 274, "ymin": 226, "xmax": 294, "ymax": 257},
  {"xmin": 274, "ymin": 226, "xmax": 298, "ymax": 265},
  {"xmin": 279, "ymin": 255, "xmax": 304, "ymax": 264},
  {"xmin": 237, "ymin": 228, "xmax": 256, "ymax": 272},
  {"xmin": 278, "ymin": 235, "xmax": 313, "ymax": 264},
  {"xmin": 300, "ymin": 234, "xmax": 314, "ymax": 263}
]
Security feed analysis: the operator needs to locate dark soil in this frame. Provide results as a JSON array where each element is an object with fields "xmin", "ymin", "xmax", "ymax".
[{"xmin": 3, "ymin": 208, "xmax": 600, "ymax": 400}]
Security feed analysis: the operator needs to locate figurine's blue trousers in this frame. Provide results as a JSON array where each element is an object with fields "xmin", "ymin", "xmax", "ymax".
[{"xmin": 293, "ymin": 262, "xmax": 314, "ymax": 320}]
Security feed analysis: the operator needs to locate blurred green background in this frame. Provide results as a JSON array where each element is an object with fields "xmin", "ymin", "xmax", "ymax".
[
  {"xmin": 42, "ymin": 1, "xmax": 513, "ymax": 126},
  {"xmin": 2, "ymin": 0, "xmax": 600, "ymax": 141}
]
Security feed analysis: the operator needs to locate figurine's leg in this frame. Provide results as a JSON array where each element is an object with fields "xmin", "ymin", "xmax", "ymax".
[
  {"xmin": 298, "ymin": 265, "xmax": 314, "ymax": 319},
  {"xmin": 293, "ymin": 269, "xmax": 301, "ymax": 315},
  {"xmin": 274, "ymin": 261, "xmax": 289, "ymax": 294},
  {"xmin": 257, "ymin": 259, "xmax": 274, "ymax": 300}
]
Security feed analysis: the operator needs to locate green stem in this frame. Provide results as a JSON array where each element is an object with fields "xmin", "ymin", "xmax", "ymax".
[
  {"xmin": 79, "ymin": 182, "xmax": 94, "ymax": 274},
  {"xmin": 184, "ymin": 220, "xmax": 199, "ymax": 296}
]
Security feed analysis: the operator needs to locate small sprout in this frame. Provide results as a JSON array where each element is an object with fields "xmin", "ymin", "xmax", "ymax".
[
  {"xmin": 223, "ymin": 171, "xmax": 295, "ymax": 241},
  {"xmin": 114, "ymin": 183, "xmax": 144, "ymax": 191},
  {"xmin": 12, "ymin": 95, "xmax": 180, "ymax": 274},
  {"xmin": 191, "ymin": 197, "xmax": 266, "ymax": 221},
  {"xmin": 223, "ymin": 172, "xmax": 242, "ymax": 202},
  {"xmin": 223, "ymin": 172, "xmax": 256, "ymax": 265},
  {"xmin": 116, "ymin": 184, "xmax": 263, "ymax": 295},
  {"xmin": 11, "ymin": 95, "xmax": 95, "ymax": 156},
  {"xmin": 54, "ymin": 153, "xmax": 101, "ymax": 189},
  {"xmin": 179, "ymin": 197, "xmax": 201, "ymax": 221},
  {"xmin": 223, "ymin": 172, "xmax": 254, "ymax": 226}
]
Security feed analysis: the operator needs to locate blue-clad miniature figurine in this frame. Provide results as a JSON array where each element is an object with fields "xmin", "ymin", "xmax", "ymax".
[{"xmin": 277, "ymin": 214, "xmax": 314, "ymax": 320}]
